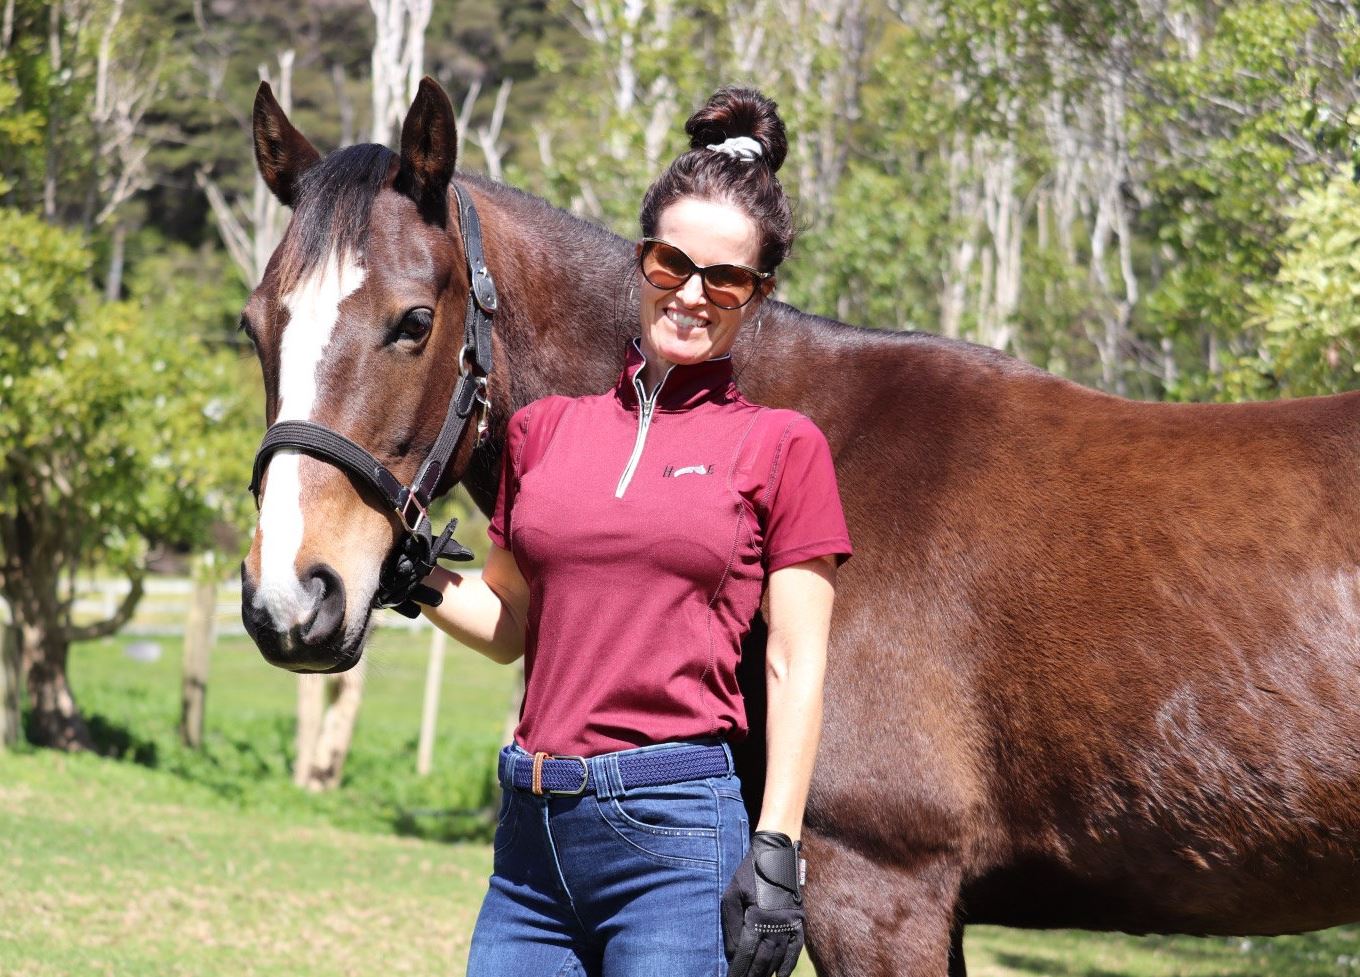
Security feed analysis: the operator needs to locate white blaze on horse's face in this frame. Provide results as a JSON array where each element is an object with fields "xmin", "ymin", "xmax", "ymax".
[{"xmin": 254, "ymin": 252, "xmax": 367, "ymax": 640}]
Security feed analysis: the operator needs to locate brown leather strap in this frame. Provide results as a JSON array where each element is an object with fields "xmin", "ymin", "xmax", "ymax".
[{"xmin": 531, "ymin": 751, "xmax": 553, "ymax": 796}]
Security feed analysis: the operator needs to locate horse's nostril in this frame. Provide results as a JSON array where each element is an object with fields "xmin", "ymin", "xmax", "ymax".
[{"xmin": 300, "ymin": 563, "xmax": 346, "ymax": 645}]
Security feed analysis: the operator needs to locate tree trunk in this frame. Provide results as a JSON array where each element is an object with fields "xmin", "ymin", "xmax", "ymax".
[
  {"xmin": 21, "ymin": 621, "xmax": 93, "ymax": 752},
  {"xmin": 416, "ymin": 627, "xmax": 445, "ymax": 776},
  {"xmin": 1, "ymin": 624, "xmax": 20, "ymax": 748},
  {"xmin": 179, "ymin": 558, "xmax": 218, "ymax": 749},
  {"xmin": 104, "ymin": 222, "xmax": 126, "ymax": 301},
  {"xmin": 295, "ymin": 661, "xmax": 367, "ymax": 792},
  {"xmin": 294, "ymin": 673, "xmax": 324, "ymax": 787}
]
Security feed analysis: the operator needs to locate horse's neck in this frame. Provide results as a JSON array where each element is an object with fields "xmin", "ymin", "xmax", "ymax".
[{"xmin": 470, "ymin": 180, "xmax": 637, "ymax": 411}]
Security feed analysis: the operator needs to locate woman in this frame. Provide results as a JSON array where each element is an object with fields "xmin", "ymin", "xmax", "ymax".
[{"xmin": 417, "ymin": 87, "xmax": 852, "ymax": 977}]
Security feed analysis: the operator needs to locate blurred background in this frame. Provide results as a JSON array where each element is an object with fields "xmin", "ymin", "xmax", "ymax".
[{"xmin": 2, "ymin": 0, "xmax": 1359, "ymax": 973}]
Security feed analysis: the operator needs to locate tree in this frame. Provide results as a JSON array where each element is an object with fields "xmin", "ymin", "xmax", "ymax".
[
  {"xmin": 1232, "ymin": 172, "xmax": 1360, "ymax": 398},
  {"xmin": 0, "ymin": 210, "xmax": 250, "ymax": 749}
]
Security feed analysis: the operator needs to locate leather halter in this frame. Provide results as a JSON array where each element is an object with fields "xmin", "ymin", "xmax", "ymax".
[{"xmin": 248, "ymin": 183, "xmax": 496, "ymax": 591}]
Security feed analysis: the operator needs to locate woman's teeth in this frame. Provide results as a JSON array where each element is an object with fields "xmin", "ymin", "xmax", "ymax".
[{"xmin": 667, "ymin": 310, "xmax": 705, "ymax": 329}]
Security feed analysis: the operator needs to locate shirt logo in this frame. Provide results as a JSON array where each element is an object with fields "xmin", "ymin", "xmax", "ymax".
[{"xmin": 663, "ymin": 464, "xmax": 714, "ymax": 478}]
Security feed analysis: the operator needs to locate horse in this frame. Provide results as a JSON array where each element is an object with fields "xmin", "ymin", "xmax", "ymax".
[{"xmin": 238, "ymin": 77, "xmax": 1360, "ymax": 976}]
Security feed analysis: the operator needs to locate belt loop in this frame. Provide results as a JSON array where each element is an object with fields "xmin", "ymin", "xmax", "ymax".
[
  {"xmin": 591, "ymin": 752, "xmax": 624, "ymax": 801},
  {"xmin": 720, "ymin": 741, "xmax": 735, "ymax": 777},
  {"xmin": 531, "ymin": 751, "xmax": 552, "ymax": 796}
]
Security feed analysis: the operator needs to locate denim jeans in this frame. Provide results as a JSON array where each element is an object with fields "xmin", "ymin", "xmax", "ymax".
[{"xmin": 466, "ymin": 740, "xmax": 750, "ymax": 977}]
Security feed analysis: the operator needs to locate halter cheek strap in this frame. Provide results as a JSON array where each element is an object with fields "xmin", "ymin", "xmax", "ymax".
[{"xmin": 248, "ymin": 183, "xmax": 497, "ymax": 612}]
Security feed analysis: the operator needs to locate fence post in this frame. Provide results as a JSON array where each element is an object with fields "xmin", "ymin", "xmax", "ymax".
[
  {"xmin": 179, "ymin": 553, "xmax": 218, "ymax": 749},
  {"xmin": 416, "ymin": 626, "xmax": 446, "ymax": 776},
  {"xmin": 1, "ymin": 623, "xmax": 20, "ymax": 748}
]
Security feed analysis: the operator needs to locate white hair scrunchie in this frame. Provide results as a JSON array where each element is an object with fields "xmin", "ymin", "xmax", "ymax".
[{"xmin": 706, "ymin": 135, "xmax": 763, "ymax": 163}]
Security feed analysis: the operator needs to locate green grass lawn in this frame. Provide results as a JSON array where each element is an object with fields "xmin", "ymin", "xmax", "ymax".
[{"xmin": 1, "ymin": 632, "xmax": 1356, "ymax": 975}]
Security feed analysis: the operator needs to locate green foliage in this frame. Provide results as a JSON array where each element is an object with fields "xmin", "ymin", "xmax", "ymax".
[
  {"xmin": 0, "ymin": 209, "xmax": 254, "ymax": 571},
  {"xmin": 1229, "ymin": 173, "xmax": 1360, "ymax": 398},
  {"xmin": 1143, "ymin": 2, "xmax": 1360, "ymax": 400}
]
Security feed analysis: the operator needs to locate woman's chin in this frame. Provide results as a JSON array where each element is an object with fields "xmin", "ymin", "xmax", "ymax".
[{"xmin": 650, "ymin": 330, "xmax": 714, "ymax": 364}]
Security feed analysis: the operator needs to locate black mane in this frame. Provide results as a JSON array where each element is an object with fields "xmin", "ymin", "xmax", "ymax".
[{"xmin": 279, "ymin": 143, "xmax": 396, "ymax": 288}]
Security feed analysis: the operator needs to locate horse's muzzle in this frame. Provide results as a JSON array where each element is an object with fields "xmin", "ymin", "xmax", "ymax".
[{"xmin": 240, "ymin": 562, "xmax": 359, "ymax": 672}]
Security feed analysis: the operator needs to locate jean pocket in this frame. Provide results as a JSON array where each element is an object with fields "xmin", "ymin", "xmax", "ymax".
[
  {"xmin": 596, "ymin": 780, "xmax": 720, "ymax": 868},
  {"xmin": 492, "ymin": 789, "xmax": 520, "ymax": 855}
]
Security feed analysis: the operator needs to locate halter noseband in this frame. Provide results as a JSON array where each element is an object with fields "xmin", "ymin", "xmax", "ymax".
[{"xmin": 248, "ymin": 183, "xmax": 497, "ymax": 611}]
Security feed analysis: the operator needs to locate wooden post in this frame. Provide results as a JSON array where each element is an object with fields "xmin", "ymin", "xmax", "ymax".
[
  {"xmin": 294, "ymin": 674, "xmax": 324, "ymax": 788},
  {"xmin": 179, "ymin": 554, "xmax": 218, "ymax": 749},
  {"xmin": 1, "ymin": 623, "xmax": 20, "ymax": 748},
  {"xmin": 416, "ymin": 627, "xmax": 446, "ymax": 776}
]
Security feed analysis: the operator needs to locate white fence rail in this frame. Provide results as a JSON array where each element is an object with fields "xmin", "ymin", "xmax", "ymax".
[{"xmin": 1, "ymin": 571, "xmax": 480, "ymax": 639}]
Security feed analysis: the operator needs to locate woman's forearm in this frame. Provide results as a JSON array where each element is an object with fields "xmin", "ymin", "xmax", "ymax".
[
  {"xmin": 419, "ymin": 564, "xmax": 526, "ymax": 665},
  {"xmin": 756, "ymin": 556, "xmax": 836, "ymax": 841},
  {"xmin": 757, "ymin": 638, "xmax": 826, "ymax": 841}
]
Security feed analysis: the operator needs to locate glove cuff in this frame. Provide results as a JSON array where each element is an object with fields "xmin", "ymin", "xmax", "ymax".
[{"xmin": 750, "ymin": 830, "xmax": 803, "ymax": 907}]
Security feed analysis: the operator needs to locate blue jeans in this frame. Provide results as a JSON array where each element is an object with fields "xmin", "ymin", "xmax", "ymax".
[{"xmin": 466, "ymin": 740, "xmax": 751, "ymax": 977}]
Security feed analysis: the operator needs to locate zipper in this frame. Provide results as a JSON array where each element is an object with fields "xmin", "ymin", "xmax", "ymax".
[{"xmin": 615, "ymin": 364, "xmax": 674, "ymax": 498}]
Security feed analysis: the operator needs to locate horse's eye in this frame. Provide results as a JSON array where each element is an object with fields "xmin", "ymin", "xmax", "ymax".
[{"xmin": 395, "ymin": 307, "xmax": 434, "ymax": 345}]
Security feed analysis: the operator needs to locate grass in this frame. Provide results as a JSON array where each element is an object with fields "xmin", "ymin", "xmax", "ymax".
[
  {"xmin": 63, "ymin": 629, "xmax": 515, "ymax": 841},
  {"xmin": 1, "ymin": 632, "xmax": 1356, "ymax": 975}
]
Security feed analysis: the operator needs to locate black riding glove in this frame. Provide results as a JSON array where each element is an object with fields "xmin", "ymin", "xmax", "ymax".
[
  {"xmin": 372, "ymin": 519, "xmax": 473, "ymax": 619},
  {"xmin": 721, "ymin": 830, "xmax": 806, "ymax": 977}
]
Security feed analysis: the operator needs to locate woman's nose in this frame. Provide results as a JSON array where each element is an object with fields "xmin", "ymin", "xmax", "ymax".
[{"xmin": 676, "ymin": 272, "xmax": 706, "ymax": 306}]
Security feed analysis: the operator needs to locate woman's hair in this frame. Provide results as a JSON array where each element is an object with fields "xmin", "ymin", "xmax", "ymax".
[{"xmin": 639, "ymin": 86, "xmax": 794, "ymax": 273}]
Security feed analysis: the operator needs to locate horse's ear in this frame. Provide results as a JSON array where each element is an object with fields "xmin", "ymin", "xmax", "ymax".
[
  {"xmin": 395, "ymin": 76, "xmax": 458, "ymax": 226},
  {"xmin": 253, "ymin": 82, "xmax": 321, "ymax": 208}
]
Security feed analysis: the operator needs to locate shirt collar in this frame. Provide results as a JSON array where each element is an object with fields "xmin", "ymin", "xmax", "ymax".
[{"xmin": 614, "ymin": 337, "xmax": 737, "ymax": 412}]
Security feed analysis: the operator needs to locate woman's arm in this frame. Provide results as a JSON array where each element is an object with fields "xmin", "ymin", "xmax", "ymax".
[
  {"xmin": 756, "ymin": 553, "xmax": 837, "ymax": 841},
  {"xmin": 419, "ymin": 542, "xmax": 530, "ymax": 665}
]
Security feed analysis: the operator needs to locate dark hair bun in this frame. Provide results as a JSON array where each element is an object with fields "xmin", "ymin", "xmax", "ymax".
[{"xmin": 685, "ymin": 86, "xmax": 788, "ymax": 174}]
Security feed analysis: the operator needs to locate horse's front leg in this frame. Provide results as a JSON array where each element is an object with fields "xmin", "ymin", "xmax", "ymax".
[{"xmin": 803, "ymin": 828, "xmax": 964, "ymax": 977}]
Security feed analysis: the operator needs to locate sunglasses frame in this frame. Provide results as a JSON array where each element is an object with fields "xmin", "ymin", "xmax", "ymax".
[{"xmin": 638, "ymin": 237, "xmax": 772, "ymax": 310}]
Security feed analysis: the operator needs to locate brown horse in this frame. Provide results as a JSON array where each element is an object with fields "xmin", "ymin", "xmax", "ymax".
[{"xmin": 238, "ymin": 78, "xmax": 1360, "ymax": 976}]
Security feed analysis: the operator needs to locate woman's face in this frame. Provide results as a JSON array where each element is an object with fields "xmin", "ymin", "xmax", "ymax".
[{"xmin": 637, "ymin": 196, "xmax": 771, "ymax": 369}]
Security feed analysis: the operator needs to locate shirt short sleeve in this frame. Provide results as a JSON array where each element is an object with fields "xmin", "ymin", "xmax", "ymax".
[
  {"xmin": 762, "ymin": 415, "xmax": 853, "ymax": 573},
  {"xmin": 488, "ymin": 405, "xmax": 532, "ymax": 549}
]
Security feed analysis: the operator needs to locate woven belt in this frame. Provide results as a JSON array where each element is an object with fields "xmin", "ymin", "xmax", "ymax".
[{"xmin": 507, "ymin": 744, "xmax": 729, "ymax": 797}]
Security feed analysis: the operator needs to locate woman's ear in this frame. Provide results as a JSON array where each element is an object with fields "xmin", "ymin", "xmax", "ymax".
[
  {"xmin": 762, "ymin": 275, "xmax": 777, "ymax": 297},
  {"xmin": 634, "ymin": 240, "xmax": 643, "ymax": 259}
]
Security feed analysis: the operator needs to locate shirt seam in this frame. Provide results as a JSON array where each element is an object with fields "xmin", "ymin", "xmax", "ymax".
[
  {"xmin": 700, "ymin": 406, "xmax": 768, "ymax": 740},
  {"xmin": 761, "ymin": 416, "xmax": 800, "ymax": 510}
]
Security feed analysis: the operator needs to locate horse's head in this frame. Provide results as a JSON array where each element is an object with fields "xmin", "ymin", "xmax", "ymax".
[{"xmin": 239, "ymin": 78, "xmax": 478, "ymax": 673}]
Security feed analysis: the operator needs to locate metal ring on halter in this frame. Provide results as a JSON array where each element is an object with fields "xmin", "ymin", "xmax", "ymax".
[
  {"xmin": 398, "ymin": 489, "xmax": 429, "ymax": 534},
  {"xmin": 459, "ymin": 343, "xmax": 478, "ymax": 377}
]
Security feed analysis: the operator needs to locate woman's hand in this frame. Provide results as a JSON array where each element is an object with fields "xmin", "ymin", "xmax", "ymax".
[{"xmin": 419, "ymin": 542, "xmax": 531, "ymax": 664}]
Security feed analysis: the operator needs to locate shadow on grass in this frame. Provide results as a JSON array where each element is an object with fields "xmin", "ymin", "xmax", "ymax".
[
  {"xmin": 86, "ymin": 713, "xmax": 161, "ymax": 766},
  {"xmin": 391, "ymin": 804, "xmax": 496, "ymax": 844}
]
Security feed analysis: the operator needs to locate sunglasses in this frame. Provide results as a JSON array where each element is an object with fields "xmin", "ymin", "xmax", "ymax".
[{"xmin": 638, "ymin": 238, "xmax": 771, "ymax": 310}]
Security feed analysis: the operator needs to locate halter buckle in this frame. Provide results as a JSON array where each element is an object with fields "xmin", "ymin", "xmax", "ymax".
[{"xmin": 398, "ymin": 489, "xmax": 428, "ymax": 533}]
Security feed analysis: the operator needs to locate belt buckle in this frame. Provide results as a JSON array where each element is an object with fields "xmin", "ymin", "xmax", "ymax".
[{"xmin": 549, "ymin": 755, "xmax": 589, "ymax": 796}]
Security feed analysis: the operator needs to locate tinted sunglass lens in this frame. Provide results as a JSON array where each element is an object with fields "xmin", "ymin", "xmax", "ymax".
[
  {"xmin": 642, "ymin": 242, "xmax": 693, "ymax": 288},
  {"xmin": 704, "ymin": 266, "xmax": 757, "ymax": 309}
]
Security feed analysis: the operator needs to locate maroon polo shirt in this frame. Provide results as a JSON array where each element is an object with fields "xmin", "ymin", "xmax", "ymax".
[{"xmin": 488, "ymin": 337, "xmax": 853, "ymax": 757}]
